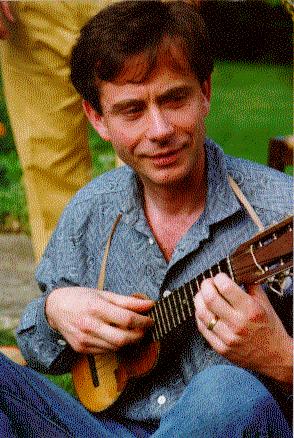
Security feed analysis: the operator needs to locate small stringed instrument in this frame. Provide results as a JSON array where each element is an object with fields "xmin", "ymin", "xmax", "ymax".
[{"xmin": 72, "ymin": 216, "xmax": 293, "ymax": 412}]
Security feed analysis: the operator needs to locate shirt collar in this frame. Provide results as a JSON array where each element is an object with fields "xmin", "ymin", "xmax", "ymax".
[{"xmin": 119, "ymin": 139, "xmax": 242, "ymax": 238}]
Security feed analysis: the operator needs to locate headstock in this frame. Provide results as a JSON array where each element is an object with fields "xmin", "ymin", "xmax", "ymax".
[{"xmin": 231, "ymin": 216, "xmax": 293, "ymax": 288}]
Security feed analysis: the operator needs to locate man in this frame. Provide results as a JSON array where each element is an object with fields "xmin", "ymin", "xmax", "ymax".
[{"xmin": 0, "ymin": 1, "xmax": 292, "ymax": 436}]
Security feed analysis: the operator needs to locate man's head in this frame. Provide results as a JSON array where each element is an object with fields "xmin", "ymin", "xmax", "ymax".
[
  {"xmin": 71, "ymin": 1, "xmax": 213, "ymax": 187},
  {"xmin": 70, "ymin": 0, "xmax": 213, "ymax": 115}
]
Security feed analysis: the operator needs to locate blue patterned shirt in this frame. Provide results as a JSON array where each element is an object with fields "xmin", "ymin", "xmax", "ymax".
[{"xmin": 16, "ymin": 139, "xmax": 292, "ymax": 422}]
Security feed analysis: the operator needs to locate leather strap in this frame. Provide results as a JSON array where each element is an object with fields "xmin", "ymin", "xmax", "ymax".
[
  {"xmin": 228, "ymin": 176, "xmax": 265, "ymax": 232},
  {"xmin": 97, "ymin": 213, "xmax": 122, "ymax": 290}
]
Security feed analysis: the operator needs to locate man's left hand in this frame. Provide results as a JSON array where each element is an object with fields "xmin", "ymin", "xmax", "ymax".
[{"xmin": 194, "ymin": 273, "xmax": 292, "ymax": 385}]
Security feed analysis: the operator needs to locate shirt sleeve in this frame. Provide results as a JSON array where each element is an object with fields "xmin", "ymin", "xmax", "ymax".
[{"xmin": 16, "ymin": 203, "xmax": 85, "ymax": 374}]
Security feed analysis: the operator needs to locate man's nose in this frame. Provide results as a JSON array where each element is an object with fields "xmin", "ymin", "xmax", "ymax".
[{"xmin": 147, "ymin": 107, "xmax": 174, "ymax": 144}]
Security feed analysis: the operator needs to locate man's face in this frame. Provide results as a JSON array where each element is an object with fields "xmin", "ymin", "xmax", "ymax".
[{"xmin": 89, "ymin": 61, "xmax": 211, "ymax": 188}]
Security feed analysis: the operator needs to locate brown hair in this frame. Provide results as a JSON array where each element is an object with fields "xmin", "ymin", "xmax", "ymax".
[{"xmin": 70, "ymin": 0, "xmax": 213, "ymax": 114}]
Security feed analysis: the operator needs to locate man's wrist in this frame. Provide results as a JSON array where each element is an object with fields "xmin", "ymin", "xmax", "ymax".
[{"xmin": 44, "ymin": 290, "xmax": 58, "ymax": 331}]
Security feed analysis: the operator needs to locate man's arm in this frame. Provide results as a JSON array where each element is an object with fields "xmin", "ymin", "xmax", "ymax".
[{"xmin": 194, "ymin": 273, "xmax": 292, "ymax": 386}]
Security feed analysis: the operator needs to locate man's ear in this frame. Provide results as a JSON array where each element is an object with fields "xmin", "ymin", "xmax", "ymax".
[
  {"xmin": 82, "ymin": 100, "xmax": 110, "ymax": 141},
  {"xmin": 201, "ymin": 75, "xmax": 211, "ymax": 116}
]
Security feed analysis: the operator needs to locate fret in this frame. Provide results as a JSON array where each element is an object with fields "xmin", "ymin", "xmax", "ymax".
[
  {"xmin": 166, "ymin": 295, "xmax": 177, "ymax": 329},
  {"xmin": 162, "ymin": 298, "xmax": 172, "ymax": 332},
  {"xmin": 172, "ymin": 292, "xmax": 181, "ymax": 325},
  {"xmin": 180, "ymin": 285, "xmax": 193, "ymax": 319},
  {"xmin": 195, "ymin": 278, "xmax": 201, "ymax": 291},
  {"xmin": 217, "ymin": 262, "xmax": 222, "ymax": 273},
  {"xmin": 157, "ymin": 302, "xmax": 168, "ymax": 336},
  {"xmin": 149, "ymin": 308, "xmax": 160, "ymax": 340},
  {"xmin": 188, "ymin": 281, "xmax": 194, "ymax": 298},
  {"xmin": 177, "ymin": 287, "xmax": 186, "ymax": 321},
  {"xmin": 153, "ymin": 305, "xmax": 164, "ymax": 339},
  {"xmin": 226, "ymin": 256, "xmax": 235, "ymax": 281},
  {"xmin": 209, "ymin": 268, "xmax": 214, "ymax": 278},
  {"xmin": 183, "ymin": 284, "xmax": 194, "ymax": 316}
]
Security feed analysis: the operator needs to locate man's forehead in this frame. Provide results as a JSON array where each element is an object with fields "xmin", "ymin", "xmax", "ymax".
[{"xmin": 112, "ymin": 38, "xmax": 194, "ymax": 86}]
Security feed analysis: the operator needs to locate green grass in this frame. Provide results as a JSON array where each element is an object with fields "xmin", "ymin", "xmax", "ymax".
[
  {"xmin": 207, "ymin": 62, "xmax": 292, "ymax": 165},
  {"xmin": 0, "ymin": 61, "xmax": 292, "ymax": 232}
]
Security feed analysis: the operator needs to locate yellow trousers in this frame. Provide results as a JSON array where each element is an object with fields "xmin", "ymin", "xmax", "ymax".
[{"xmin": 0, "ymin": 1, "xmax": 114, "ymax": 262}]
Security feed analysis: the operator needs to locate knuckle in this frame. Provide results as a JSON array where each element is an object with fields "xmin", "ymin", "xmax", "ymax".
[
  {"xmin": 78, "ymin": 317, "xmax": 92, "ymax": 334},
  {"xmin": 113, "ymin": 334, "xmax": 127, "ymax": 349},
  {"xmin": 195, "ymin": 304, "xmax": 205, "ymax": 320},
  {"xmin": 233, "ymin": 322, "xmax": 248, "ymax": 337},
  {"xmin": 125, "ymin": 313, "xmax": 135, "ymax": 329},
  {"xmin": 225, "ymin": 334, "xmax": 239, "ymax": 348},
  {"xmin": 202, "ymin": 289, "xmax": 215, "ymax": 307},
  {"xmin": 72, "ymin": 337, "xmax": 87, "ymax": 353},
  {"xmin": 248, "ymin": 306, "xmax": 265, "ymax": 323}
]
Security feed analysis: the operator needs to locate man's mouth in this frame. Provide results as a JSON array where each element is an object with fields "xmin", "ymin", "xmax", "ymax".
[{"xmin": 149, "ymin": 145, "xmax": 186, "ymax": 167}]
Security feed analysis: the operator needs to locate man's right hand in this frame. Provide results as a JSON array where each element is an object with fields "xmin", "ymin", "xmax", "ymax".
[
  {"xmin": 45, "ymin": 287, "xmax": 154, "ymax": 354},
  {"xmin": 0, "ymin": 2, "xmax": 14, "ymax": 39}
]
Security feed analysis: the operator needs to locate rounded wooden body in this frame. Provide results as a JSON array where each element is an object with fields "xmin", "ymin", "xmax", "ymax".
[{"xmin": 72, "ymin": 340, "xmax": 159, "ymax": 412}]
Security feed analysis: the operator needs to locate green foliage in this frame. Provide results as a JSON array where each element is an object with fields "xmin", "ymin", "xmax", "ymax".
[
  {"xmin": 207, "ymin": 62, "xmax": 292, "ymax": 167},
  {"xmin": 0, "ymin": 328, "xmax": 17, "ymax": 345}
]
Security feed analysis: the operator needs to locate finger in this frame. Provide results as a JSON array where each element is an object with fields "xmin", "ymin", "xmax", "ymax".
[
  {"xmin": 93, "ymin": 296, "xmax": 154, "ymax": 330},
  {"xmin": 213, "ymin": 273, "xmax": 251, "ymax": 310},
  {"xmin": 1, "ymin": 2, "xmax": 14, "ymax": 22},
  {"xmin": 101, "ymin": 290, "xmax": 154, "ymax": 312},
  {"xmin": 71, "ymin": 335, "xmax": 117, "ymax": 354},
  {"xmin": 93, "ymin": 320, "xmax": 145, "ymax": 349},
  {"xmin": 199, "ymin": 278, "xmax": 237, "ymax": 323}
]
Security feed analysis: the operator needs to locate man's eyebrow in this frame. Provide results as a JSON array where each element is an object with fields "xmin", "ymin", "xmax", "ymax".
[
  {"xmin": 157, "ymin": 85, "xmax": 194, "ymax": 103},
  {"xmin": 110, "ymin": 99, "xmax": 145, "ymax": 115}
]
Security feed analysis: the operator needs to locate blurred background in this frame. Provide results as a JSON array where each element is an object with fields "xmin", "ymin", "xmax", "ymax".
[{"xmin": 0, "ymin": 0, "xmax": 292, "ymax": 236}]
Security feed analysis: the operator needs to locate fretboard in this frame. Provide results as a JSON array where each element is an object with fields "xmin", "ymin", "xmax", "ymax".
[{"xmin": 148, "ymin": 256, "xmax": 234, "ymax": 341}]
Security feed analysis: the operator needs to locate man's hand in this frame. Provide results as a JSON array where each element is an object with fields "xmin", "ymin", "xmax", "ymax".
[
  {"xmin": 194, "ymin": 273, "xmax": 292, "ymax": 385},
  {"xmin": 45, "ymin": 287, "xmax": 154, "ymax": 354},
  {"xmin": 0, "ymin": 2, "xmax": 14, "ymax": 39}
]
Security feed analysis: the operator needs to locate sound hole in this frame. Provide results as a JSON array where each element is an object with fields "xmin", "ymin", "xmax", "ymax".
[{"xmin": 87, "ymin": 354, "xmax": 99, "ymax": 387}]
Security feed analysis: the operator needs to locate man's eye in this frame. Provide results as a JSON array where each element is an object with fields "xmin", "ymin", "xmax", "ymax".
[
  {"xmin": 122, "ymin": 107, "xmax": 143, "ymax": 119},
  {"xmin": 165, "ymin": 93, "xmax": 189, "ymax": 107}
]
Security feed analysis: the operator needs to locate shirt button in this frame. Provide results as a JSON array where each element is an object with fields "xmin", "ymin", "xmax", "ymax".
[
  {"xmin": 157, "ymin": 395, "xmax": 166, "ymax": 405},
  {"xmin": 148, "ymin": 237, "xmax": 154, "ymax": 245},
  {"xmin": 57, "ymin": 339, "xmax": 67, "ymax": 346},
  {"xmin": 162, "ymin": 290, "xmax": 172, "ymax": 298}
]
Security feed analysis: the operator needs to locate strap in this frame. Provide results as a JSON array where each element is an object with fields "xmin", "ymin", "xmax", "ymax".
[
  {"xmin": 228, "ymin": 176, "xmax": 265, "ymax": 232},
  {"xmin": 97, "ymin": 213, "xmax": 122, "ymax": 290}
]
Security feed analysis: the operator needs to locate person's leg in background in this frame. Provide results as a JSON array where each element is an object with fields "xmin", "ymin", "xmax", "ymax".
[{"xmin": 0, "ymin": 1, "xmax": 117, "ymax": 262}]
